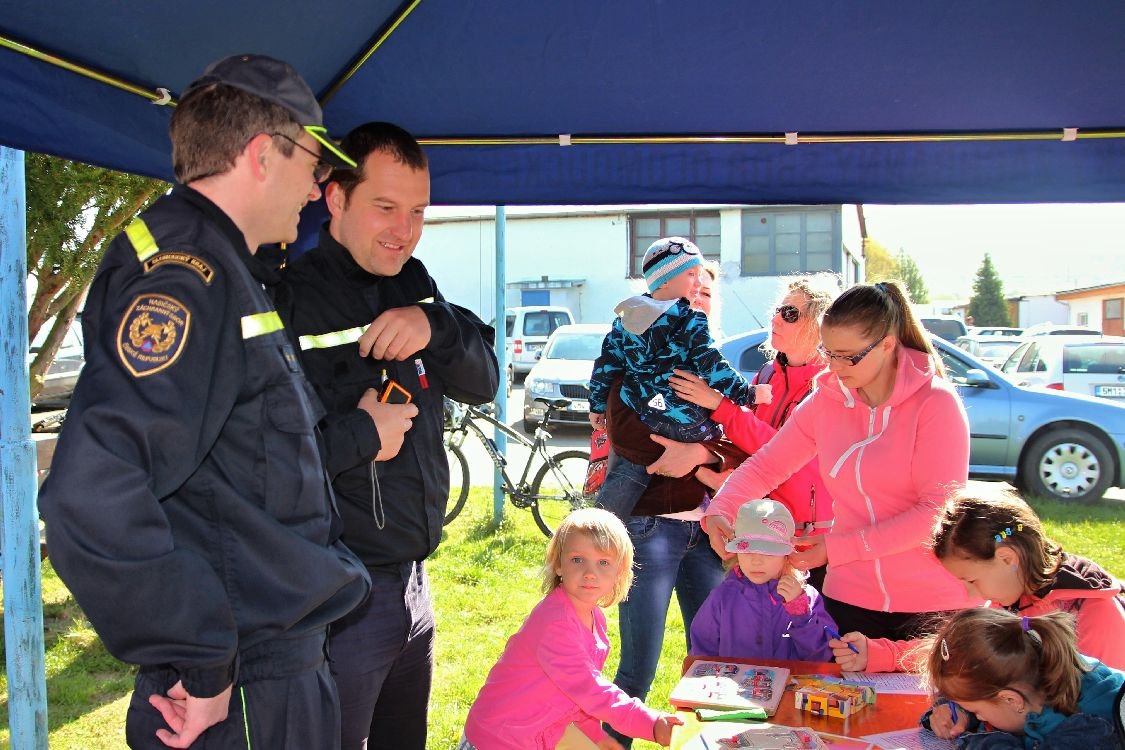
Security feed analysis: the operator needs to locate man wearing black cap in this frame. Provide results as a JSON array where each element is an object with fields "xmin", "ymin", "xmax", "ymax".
[{"xmin": 38, "ymin": 54, "xmax": 387, "ymax": 749}]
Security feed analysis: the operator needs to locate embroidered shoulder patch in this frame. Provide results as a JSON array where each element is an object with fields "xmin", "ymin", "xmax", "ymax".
[
  {"xmin": 117, "ymin": 294, "xmax": 191, "ymax": 377},
  {"xmin": 142, "ymin": 251, "xmax": 215, "ymax": 284}
]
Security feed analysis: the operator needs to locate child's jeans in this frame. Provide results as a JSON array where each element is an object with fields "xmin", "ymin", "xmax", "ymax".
[{"xmin": 597, "ymin": 415, "xmax": 721, "ymax": 519}]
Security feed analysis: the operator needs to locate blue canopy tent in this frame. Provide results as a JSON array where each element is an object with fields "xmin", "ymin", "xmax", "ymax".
[{"xmin": 4, "ymin": 2, "xmax": 1125, "ymax": 744}]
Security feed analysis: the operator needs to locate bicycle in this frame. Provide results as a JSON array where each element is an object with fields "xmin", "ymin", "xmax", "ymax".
[{"xmin": 442, "ymin": 396, "xmax": 595, "ymax": 536}]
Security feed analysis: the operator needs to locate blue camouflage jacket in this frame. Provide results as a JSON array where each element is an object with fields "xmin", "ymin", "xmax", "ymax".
[{"xmin": 588, "ymin": 294, "xmax": 752, "ymax": 428}]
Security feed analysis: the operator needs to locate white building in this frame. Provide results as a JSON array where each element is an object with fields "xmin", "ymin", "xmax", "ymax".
[{"xmin": 415, "ymin": 204, "xmax": 863, "ymax": 337}]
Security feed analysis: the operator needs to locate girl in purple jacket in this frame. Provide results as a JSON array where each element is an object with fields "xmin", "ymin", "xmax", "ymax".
[
  {"xmin": 690, "ymin": 499, "xmax": 837, "ymax": 661},
  {"xmin": 460, "ymin": 508, "xmax": 681, "ymax": 750}
]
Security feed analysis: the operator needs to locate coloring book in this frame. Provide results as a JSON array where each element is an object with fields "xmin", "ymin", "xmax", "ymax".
[{"xmin": 670, "ymin": 661, "xmax": 790, "ymax": 715}]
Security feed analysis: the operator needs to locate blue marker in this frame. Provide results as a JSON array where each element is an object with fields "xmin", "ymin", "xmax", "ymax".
[
  {"xmin": 949, "ymin": 701, "xmax": 960, "ymax": 724},
  {"xmin": 824, "ymin": 625, "xmax": 861, "ymax": 655}
]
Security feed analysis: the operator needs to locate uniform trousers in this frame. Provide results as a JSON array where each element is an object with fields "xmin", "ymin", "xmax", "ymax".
[
  {"xmin": 329, "ymin": 560, "xmax": 434, "ymax": 750},
  {"xmin": 126, "ymin": 629, "xmax": 338, "ymax": 749}
]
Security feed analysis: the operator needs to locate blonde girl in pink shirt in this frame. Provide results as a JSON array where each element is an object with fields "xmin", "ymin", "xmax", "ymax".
[{"xmin": 460, "ymin": 508, "xmax": 681, "ymax": 750}]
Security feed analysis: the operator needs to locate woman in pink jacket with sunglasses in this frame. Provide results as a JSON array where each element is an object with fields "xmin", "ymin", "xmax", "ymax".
[{"xmin": 703, "ymin": 281, "xmax": 978, "ymax": 642}]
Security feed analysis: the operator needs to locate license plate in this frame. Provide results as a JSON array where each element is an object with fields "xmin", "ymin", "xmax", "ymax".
[
  {"xmin": 570, "ymin": 401, "xmax": 590, "ymax": 412},
  {"xmin": 1094, "ymin": 385, "xmax": 1125, "ymax": 397}
]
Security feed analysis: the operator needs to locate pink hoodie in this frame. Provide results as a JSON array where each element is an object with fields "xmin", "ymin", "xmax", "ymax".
[
  {"xmin": 464, "ymin": 587, "xmax": 660, "ymax": 749},
  {"xmin": 706, "ymin": 347, "xmax": 975, "ymax": 614}
]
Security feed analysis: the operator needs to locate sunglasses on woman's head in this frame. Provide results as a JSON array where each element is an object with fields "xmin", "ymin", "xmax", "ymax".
[{"xmin": 775, "ymin": 305, "xmax": 800, "ymax": 324}]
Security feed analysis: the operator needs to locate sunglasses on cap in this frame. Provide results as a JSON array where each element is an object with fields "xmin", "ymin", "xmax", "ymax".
[
  {"xmin": 270, "ymin": 132, "xmax": 334, "ymax": 183},
  {"xmin": 774, "ymin": 305, "xmax": 801, "ymax": 324},
  {"xmin": 817, "ymin": 336, "xmax": 885, "ymax": 366}
]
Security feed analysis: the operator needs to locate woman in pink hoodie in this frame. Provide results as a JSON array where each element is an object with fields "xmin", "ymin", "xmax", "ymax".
[{"xmin": 703, "ymin": 281, "xmax": 977, "ymax": 640}]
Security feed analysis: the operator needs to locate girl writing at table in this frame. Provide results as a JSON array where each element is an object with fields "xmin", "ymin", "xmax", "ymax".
[
  {"xmin": 460, "ymin": 508, "xmax": 681, "ymax": 750},
  {"xmin": 922, "ymin": 608, "xmax": 1124, "ymax": 748},
  {"xmin": 689, "ymin": 499, "xmax": 836, "ymax": 661},
  {"xmin": 832, "ymin": 485, "xmax": 1125, "ymax": 674}
]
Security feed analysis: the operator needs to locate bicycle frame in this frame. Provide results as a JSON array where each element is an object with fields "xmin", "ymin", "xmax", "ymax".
[{"xmin": 445, "ymin": 403, "xmax": 556, "ymax": 506}]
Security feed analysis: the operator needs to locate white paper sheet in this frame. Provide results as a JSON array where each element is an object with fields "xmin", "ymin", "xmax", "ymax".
[{"xmin": 840, "ymin": 672, "xmax": 927, "ymax": 695}]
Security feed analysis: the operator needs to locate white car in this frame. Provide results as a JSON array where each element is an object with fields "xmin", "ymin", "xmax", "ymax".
[
  {"xmin": 522, "ymin": 323, "xmax": 609, "ymax": 431},
  {"xmin": 504, "ymin": 305, "xmax": 574, "ymax": 378},
  {"xmin": 953, "ymin": 335, "xmax": 1025, "ymax": 369},
  {"xmin": 999, "ymin": 336, "xmax": 1125, "ymax": 400}
]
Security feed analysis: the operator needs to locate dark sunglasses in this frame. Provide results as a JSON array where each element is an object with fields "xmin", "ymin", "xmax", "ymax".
[
  {"xmin": 775, "ymin": 305, "xmax": 801, "ymax": 324},
  {"xmin": 270, "ymin": 133, "xmax": 333, "ymax": 183},
  {"xmin": 818, "ymin": 336, "xmax": 885, "ymax": 366}
]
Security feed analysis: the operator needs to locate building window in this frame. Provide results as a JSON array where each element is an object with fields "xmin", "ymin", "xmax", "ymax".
[
  {"xmin": 739, "ymin": 208, "xmax": 840, "ymax": 276},
  {"xmin": 1105, "ymin": 298, "xmax": 1123, "ymax": 320},
  {"xmin": 1077, "ymin": 312, "xmax": 1089, "ymax": 326},
  {"xmin": 629, "ymin": 212, "xmax": 721, "ymax": 277}
]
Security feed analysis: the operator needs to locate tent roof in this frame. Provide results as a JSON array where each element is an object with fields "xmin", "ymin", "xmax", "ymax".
[{"xmin": 5, "ymin": 0, "xmax": 1125, "ymax": 204}]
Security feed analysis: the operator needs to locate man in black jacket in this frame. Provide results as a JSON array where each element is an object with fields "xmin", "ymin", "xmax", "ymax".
[
  {"xmin": 281, "ymin": 122, "xmax": 500, "ymax": 749},
  {"xmin": 38, "ymin": 54, "xmax": 372, "ymax": 749}
]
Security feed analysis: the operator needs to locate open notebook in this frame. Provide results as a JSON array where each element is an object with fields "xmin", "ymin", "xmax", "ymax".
[{"xmin": 669, "ymin": 661, "xmax": 790, "ymax": 715}]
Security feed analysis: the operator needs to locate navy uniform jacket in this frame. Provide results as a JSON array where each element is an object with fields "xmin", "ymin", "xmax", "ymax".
[
  {"xmin": 278, "ymin": 228, "xmax": 499, "ymax": 569},
  {"xmin": 38, "ymin": 186, "xmax": 370, "ymax": 698}
]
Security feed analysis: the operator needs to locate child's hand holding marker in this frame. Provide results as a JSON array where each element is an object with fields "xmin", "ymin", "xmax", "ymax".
[{"xmin": 824, "ymin": 626, "xmax": 869, "ymax": 671}]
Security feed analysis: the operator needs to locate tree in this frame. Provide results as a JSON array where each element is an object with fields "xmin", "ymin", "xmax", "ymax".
[
  {"xmin": 968, "ymin": 253, "xmax": 1012, "ymax": 326},
  {"xmin": 895, "ymin": 249, "xmax": 930, "ymax": 304},
  {"xmin": 862, "ymin": 237, "xmax": 897, "ymax": 281},
  {"xmin": 26, "ymin": 153, "xmax": 166, "ymax": 401}
]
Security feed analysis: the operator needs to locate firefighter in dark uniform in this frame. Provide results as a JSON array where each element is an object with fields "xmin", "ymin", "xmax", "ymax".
[
  {"xmin": 38, "ymin": 55, "xmax": 373, "ymax": 749},
  {"xmin": 277, "ymin": 122, "xmax": 499, "ymax": 749}
]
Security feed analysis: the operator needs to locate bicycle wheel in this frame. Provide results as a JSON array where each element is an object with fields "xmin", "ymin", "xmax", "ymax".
[
  {"xmin": 443, "ymin": 443, "xmax": 470, "ymax": 525},
  {"xmin": 530, "ymin": 449, "xmax": 594, "ymax": 536}
]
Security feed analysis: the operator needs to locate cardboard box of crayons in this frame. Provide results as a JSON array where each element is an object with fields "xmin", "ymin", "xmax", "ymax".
[{"xmin": 790, "ymin": 675, "xmax": 875, "ymax": 719}]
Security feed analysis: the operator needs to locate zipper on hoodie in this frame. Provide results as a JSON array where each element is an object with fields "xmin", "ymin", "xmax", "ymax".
[{"xmin": 857, "ymin": 404, "xmax": 892, "ymax": 612}]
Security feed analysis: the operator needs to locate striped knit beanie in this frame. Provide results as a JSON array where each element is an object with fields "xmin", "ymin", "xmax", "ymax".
[{"xmin": 641, "ymin": 236, "xmax": 704, "ymax": 293}]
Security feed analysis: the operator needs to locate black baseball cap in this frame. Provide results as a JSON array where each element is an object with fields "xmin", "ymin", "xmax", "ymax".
[{"xmin": 183, "ymin": 54, "xmax": 356, "ymax": 168}]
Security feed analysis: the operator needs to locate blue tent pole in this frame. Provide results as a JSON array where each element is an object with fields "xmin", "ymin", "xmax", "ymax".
[
  {"xmin": 0, "ymin": 145, "xmax": 49, "ymax": 748},
  {"xmin": 492, "ymin": 206, "xmax": 507, "ymax": 524}
]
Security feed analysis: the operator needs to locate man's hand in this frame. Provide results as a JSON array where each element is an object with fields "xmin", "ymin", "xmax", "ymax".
[
  {"xmin": 358, "ymin": 306, "xmax": 431, "ymax": 361},
  {"xmin": 646, "ymin": 435, "xmax": 712, "ymax": 478},
  {"xmin": 776, "ymin": 573, "xmax": 804, "ymax": 603},
  {"xmin": 830, "ymin": 631, "xmax": 869, "ymax": 671},
  {"xmin": 589, "ymin": 412, "xmax": 606, "ymax": 430},
  {"xmin": 752, "ymin": 383, "xmax": 773, "ymax": 405},
  {"xmin": 149, "ymin": 681, "xmax": 232, "ymax": 748},
  {"xmin": 357, "ymin": 388, "xmax": 419, "ymax": 461},
  {"xmin": 653, "ymin": 714, "xmax": 684, "ymax": 747}
]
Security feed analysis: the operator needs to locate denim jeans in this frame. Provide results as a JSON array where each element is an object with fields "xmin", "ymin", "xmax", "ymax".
[
  {"xmin": 605, "ymin": 515, "xmax": 725, "ymax": 748},
  {"xmin": 594, "ymin": 454, "xmax": 652, "ymax": 519}
]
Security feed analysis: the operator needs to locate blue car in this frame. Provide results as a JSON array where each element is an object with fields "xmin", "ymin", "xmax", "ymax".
[{"xmin": 718, "ymin": 330, "xmax": 1125, "ymax": 503}]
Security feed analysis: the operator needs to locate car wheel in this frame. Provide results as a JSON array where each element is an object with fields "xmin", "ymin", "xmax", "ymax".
[
  {"xmin": 522, "ymin": 418, "xmax": 537, "ymax": 433},
  {"xmin": 1017, "ymin": 428, "xmax": 1114, "ymax": 503}
]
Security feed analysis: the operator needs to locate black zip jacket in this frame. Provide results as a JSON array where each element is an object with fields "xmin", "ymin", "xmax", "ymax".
[
  {"xmin": 278, "ymin": 227, "xmax": 498, "ymax": 568},
  {"xmin": 39, "ymin": 186, "xmax": 370, "ymax": 697}
]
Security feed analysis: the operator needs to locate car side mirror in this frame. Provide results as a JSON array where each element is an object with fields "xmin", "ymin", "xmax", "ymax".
[{"xmin": 964, "ymin": 368, "xmax": 992, "ymax": 386}]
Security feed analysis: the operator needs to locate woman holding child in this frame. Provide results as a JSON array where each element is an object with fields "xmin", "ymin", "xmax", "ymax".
[{"xmin": 703, "ymin": 281, "xmax": 977, "ymax": 640}]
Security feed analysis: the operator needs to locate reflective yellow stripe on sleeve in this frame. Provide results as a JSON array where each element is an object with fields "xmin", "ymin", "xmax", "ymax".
[
  {"xmin": 241, "ymin": 311, "xmax": 284, "ymax": 339},
  {"xmin": 298, "ymin": 326, "xmax": 367, "ymax": 351},
  {"xmin": 125, "ymin": 218, "xmax": 160, "ymax": 261}
]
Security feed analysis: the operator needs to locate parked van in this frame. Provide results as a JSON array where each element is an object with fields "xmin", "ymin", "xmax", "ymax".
[
  {"xmin": 505, "ymin": 306, "xmax": 575, "ymax": 378},
  {"xmin": 919, "ymin": 315, "xmax": 968, "ymax": 342}
]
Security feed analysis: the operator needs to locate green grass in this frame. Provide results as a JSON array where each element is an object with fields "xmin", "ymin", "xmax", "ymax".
[{"xmin": 2, "ymin": 490, "xmax": 1121, "ymax": 749}]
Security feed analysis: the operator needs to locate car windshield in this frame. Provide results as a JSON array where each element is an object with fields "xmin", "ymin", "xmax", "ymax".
[
  {"xmin": 544, "ymin": 333, "xmax": 604, "ymax": 361},
  {"xmin": 977, "ymin": 340, "xmax": 1022, "ymax": 359}
]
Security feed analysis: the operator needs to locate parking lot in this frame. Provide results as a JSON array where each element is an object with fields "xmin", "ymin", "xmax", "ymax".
[{"xmin": 462, "ymin": 384, "xmax": 1125, "ymax": 504}]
